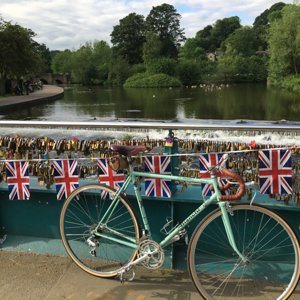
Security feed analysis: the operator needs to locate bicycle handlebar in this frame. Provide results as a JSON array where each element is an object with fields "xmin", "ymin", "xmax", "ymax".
[{"xmin": 219, "ymin": 168, "xmax": 245, "ymax": 201}]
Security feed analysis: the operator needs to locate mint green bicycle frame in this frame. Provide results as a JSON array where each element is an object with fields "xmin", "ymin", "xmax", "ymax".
[{"xmin": 94, "ymin": 165, "xmax": 247, "ymax": 262}]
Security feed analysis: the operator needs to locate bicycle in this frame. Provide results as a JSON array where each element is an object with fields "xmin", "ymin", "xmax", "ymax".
[{"xmin": 59, "ymin": 144, "xmax": 300, "ymax": 299}]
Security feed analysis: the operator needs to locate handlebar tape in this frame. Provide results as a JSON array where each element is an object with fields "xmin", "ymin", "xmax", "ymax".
[{"xmin": 219, "ymin": 168, "xmax": 245, "ymax": 201}]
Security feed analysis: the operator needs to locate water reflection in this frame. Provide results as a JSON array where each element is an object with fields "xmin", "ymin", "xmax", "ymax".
[{"xmin": 1, "ymin": 84, "xmax": 300, "ymax": 122}]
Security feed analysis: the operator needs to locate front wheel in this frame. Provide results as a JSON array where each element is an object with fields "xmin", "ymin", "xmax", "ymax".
[
  {"xmin": 188, "ymin": 204, "xmax": 300, "ymax": 300},
  {"xmin": 60, "ymin": 184, "xmax": 140, "ymax": 277}
]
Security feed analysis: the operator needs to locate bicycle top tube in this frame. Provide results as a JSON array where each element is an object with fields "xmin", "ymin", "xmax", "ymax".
[{"xmin": 110, "ymin": 144, "xmax": 245, "ymax": 202}]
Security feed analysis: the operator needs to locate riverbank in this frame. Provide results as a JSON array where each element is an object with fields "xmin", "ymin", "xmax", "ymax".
[{"xmin": 0, "ymin": 85, "xmax": 64, "ymax": 111}]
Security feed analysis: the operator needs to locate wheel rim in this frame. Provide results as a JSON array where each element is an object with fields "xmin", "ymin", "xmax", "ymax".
[
  {"xmin": 188, "ymin": 205, "xmax": 300, "ymax": 300},
  {"xmin": 60, "ymin": 184, "xmax": 139, "ymax": 277}
]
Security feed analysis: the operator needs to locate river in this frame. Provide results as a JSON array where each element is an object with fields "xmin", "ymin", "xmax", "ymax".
[{"xmin": 1, "ymin": 83, "xmax": 300, "ymax": 122}]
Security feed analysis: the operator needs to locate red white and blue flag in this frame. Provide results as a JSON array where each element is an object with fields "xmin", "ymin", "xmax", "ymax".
[
  {"xmin": 52, "ymin": 160, "xmax": 79, "ymax": 200},
  {"xmin": 144, "ymin": 155, "xmax": 171, "ymax": 198},
  {"xmin": 199, "ymin": 153, "xmax": 227, "ymax": 197},
  {"xmin": 5, "ymin": 160, "xmax": 30, "ymax": 200},
  {"xmin": 97, "ymin": 159, "xmax": 125, "ymax": 198},
  {"xmin": 258, "ymin": 149, "xmax": 292, "ymax": 194}
]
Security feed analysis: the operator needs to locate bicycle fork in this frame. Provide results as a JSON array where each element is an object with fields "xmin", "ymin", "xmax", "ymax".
[{"xmin": 219, "ymin": 202, "xmax": 249, "ymax": 264}]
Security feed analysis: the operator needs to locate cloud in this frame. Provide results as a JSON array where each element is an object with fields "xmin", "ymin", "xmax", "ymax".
[{"xmin": 0, "ymin": 0, "xmax": 293, "ymax": 50}]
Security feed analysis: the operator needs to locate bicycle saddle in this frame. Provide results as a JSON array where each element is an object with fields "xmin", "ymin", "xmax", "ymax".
[{"xmin": 110, "ymin": 144, "xmax": 147, "ymax": 157}]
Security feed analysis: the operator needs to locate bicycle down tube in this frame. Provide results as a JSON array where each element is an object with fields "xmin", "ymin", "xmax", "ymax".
[{"xmin": 96, "ymin": 169, "xmax": 247, "ymax": 263}]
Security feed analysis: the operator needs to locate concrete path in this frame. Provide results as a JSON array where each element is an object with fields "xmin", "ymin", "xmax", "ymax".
[
  {"xmin": 0, "ymin": 249, "xmax": 299, "ymax": 300},
  {"xmin": 0, "ymin": 250, "xmax": 199, "ymax": 300},
  {"xmin": 0, "ymin": 85, "xmax": 64, "ymax": 110}
]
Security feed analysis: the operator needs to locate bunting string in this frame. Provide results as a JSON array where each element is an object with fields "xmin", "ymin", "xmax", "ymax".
[{"xmin": 0, "ymin": 134, "xmax": 300, "ymax": 205}]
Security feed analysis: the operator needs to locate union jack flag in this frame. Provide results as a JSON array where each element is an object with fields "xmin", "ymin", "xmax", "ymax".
[
  {"xmin": 144, "ymin": 155, "xmax": 171, "ymax": 198},
  {"xmin": 97, "ymin": 159, "xmax": 125, "ymax": 198},
  {"xmin": 52, "ymin": 160, "xmax": 79, "ymax": 200},
  {"xmin": 199, "ymin": 153, "xmax": 227, "ymax": 197},
  {"xmin": 5, "ymin": 160, "xmax": 30, "ymax": 200},
  {"xmin": 258, "ymin": 149, "xmax": 292, "ymax": 194}
]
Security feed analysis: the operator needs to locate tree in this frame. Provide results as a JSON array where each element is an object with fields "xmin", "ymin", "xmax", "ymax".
[
  {"xmin": 253, "ymin": 2, "xmax": 286, "ymax": 50},
  {"xmin": 177, "ymin": 38, "xmax": 214, "ymax": 85},
  {"xmin": 51, "ymin": 50, "xmax": 73, "ymax": 74},
  {"xmin": 0, "ymin": 19, "xmax": 46, "ymax": 95},
  {"xmin": 146, "ymin": 3, "xmax": 185, "ymax": 57},
  {"xmin": 110, "ymin": 13, "xmax": 146, "ymax": 65},
  {"xmin": 268, "ymin": 4, "xmax": 300, "ymax": 84},
  {"xmin": 211, "ymin": 17, "xmax": 241, "ymax": 51},
  {"xmin": 71, "ymin": 43, "xmax": 98, "ymax": 85},
  {"xmin": 196, "ymin": 25, "xmax": 213, "ymax": 51},
  {"xmin": 34, "ymin": 43, "xmax": 52, "ymax": 73},
  {"xmin": 143, "ymin": 31, "xmax": 162, "ymax": 64},
  {"xmin": 196, "ymin": 17, "xmax": 241, "ymax": 52},
  {"xmin": 108, "ymin": 55, "xmax": 131, "ymax": 85},
  {"xmin": 146, "ymin": 57, "xmax": 177, "ymax": 76},
  {"xmin": 92, "ymin": 40, "xmax": 112, "ymax": 84},
  {"xmin": 178, "ymin": 38, "xmax": 207, "ymax": 63},
  {"xmin": 217, "ymin": 44, "xmax": 267, "ymax": 82},
  {"xmin": 177, "ymin": 61, "xmax": 201, "ymax": 86},
  {"xmin": 222, "ymin": 27, "xmax": 258, "ymax": 56},
  {"xmin": 253, "ymin": 2, "xmax": 286, "ymax": 26}
]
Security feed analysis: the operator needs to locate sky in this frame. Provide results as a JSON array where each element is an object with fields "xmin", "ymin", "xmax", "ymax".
[{"xmin": 0, "ymin": 0, "xmax": 294, "ymax": 51}]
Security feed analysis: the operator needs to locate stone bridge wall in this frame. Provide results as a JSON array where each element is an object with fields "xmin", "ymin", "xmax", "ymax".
[{"xmin": 40, "ymin": 73, "xmax": 71, "ymax": 85}]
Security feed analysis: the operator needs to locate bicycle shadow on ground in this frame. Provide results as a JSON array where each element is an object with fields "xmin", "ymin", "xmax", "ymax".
[
  {"xmin": 95, "ymin": 268, "xmax": 300, "ymax": 300},
  {"xmin": 97, "ymin": 269, "xmax": 199, "ymax": 300}
]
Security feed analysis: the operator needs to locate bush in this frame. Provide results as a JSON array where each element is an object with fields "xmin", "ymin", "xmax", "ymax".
[
  {"xmin": 146, "ymin": 57, "xmax": 177, "ymax": 76},
  {"xmin": 280, "ymin": 75, "xmax": 300, "ymax": 92},
  {"xmin": 124, "ymin": 72, "xmax": 181, "ymax": 88},
  {"xmin": 177, "ymin": 61, "xmax": 201, "ymax": 86}
]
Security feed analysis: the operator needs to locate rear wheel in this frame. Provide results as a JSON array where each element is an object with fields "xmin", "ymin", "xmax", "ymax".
[
  {"xmin": 60, "ymin": 184, "xmax": 140, "ymax": 277},
  {"xmin": 188, "ymin": 204, "xmax": 300, "ymax": 299}
]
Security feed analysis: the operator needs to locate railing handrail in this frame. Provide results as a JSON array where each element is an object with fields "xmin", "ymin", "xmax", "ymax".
[{"xmin": 0, "ymin": 120, "xmax": 300, "ymax": 132}]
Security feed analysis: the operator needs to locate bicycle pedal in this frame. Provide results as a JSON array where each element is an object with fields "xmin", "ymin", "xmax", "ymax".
[{"xmin": 118, "ymin": 267, "xmax": 135, "ymax": 283}]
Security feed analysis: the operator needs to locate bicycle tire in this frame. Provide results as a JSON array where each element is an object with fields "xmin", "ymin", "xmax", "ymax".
[
  {"xmin": 187, "ymin": 204, "xmax": 300, "ymax": 300},
  {"xmin": 60, "ymin": 184, "xmax": 140, "ymax": 277}
]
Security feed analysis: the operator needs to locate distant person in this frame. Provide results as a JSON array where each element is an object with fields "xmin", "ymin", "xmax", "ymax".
[{"xmin": 24, "ymin": 80, "xmax": 30, "ymax": 95}]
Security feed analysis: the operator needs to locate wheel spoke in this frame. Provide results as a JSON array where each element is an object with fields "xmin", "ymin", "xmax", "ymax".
[
  {"xmin": 188, "ymin": 204, "xmax": 300, "ymax": 299},
  {"xmin": 60, "ymin": 184, "xmax": 139, "ymax": 277}
]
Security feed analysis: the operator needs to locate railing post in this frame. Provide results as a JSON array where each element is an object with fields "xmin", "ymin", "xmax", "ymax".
[{"xmin": 164, "ymin": 129, "xmax": 179, "ymax": 195}]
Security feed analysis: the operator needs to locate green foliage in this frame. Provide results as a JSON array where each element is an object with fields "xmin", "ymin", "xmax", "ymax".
[
  {"xmin": 217, "ymin": 46, "xmax": 268, "ymax": 82},
  {"xmin": 146, "ymin": 57, "xmax": 177, "ymax": 76},
  {"xmin": 108, "ymin": 55, "xmax": 132, "ymax": 85},
  {"xmin": 280, "ymin": 75, "xmax": 300, "ymax": 92},
  {"xmin": 35, "ymin": 43, "xmax": 52, "ymax": 72},
  {"xmin": 51, "ymin": 41, "xmax": 112, "ymax": 85},
  {"xmin": 51, "ymin": 50, "xmax": 73, "ymax": 73},
  {"xmin": 71, "ymin": 44, "xmax": 96, "ymax": 85},
  {"xmin": 268, "ymin": 4, "xmax": 300, "ymax": 85},
  {"xmin": 196, "ymin": 17, "xmax": 241, "ymax": 52},
  {"xmin": 143, "ymin": 32, "xmax": 162, "ymax": 64},
  {"xmin": 222, "ymin": 26, "xmax": 258, "ymax": 56},
  {"xmin": 124, "ymin": 72, "xmax": 181, "ymax": 88},
  {"xmin": 253, "ymin": 2, "xmax": 286, "ymax": 51},
  {"xmin": 110, "ymin": 13, "xmax": 146, "ymax": 65},
  {"xmin": 146, "ymin": 3, "xmax": 185, "ymax": 57},
  {"xmin": 130, "ymin": 63, "xmax": 146, "ymax": 74},
  {"xmin": 177, "ymin": 61, "xmax": 201, "ymax": 86},
  {"xmin": 253, "ymin": 2, "xmax": 286, "ymax": 26},
  {"xmin": 178, "ymin": 38, "xmax": 207, "ymax": 63},
  {"xmin": 0, "ymin": 18, "xmax": 47, "ymax": 94}
]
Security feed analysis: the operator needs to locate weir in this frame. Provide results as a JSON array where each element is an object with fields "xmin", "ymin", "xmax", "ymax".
[{"xmin": 0, "ymin": 120, "xmax": 299, "ymax": 269}]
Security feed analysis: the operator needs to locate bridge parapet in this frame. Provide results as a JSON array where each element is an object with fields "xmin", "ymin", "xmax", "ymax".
[
  {"xmin": 0, "ymin": 121, "xmax": 300, "ymax": 269},
  {"xmin": 39, "ymin": 73, "xmax": 71, "ymax": 85}
]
